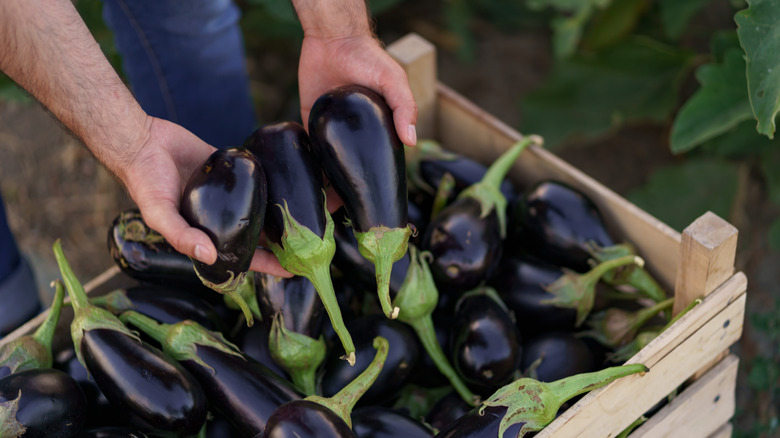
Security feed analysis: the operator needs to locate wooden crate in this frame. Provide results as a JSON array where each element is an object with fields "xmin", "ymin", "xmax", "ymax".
[
  {"xmin": 2, "ymin": 32, "xmax": 745, "ymax": 438},
  {"xmin": 387, "ymin": 33, "xmax": 746, "ymax": 437}
]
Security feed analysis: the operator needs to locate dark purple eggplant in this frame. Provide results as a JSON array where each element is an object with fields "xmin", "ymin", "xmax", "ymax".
[
  {"xmin": 244, "ymin": 121, "xmax": 356, "ymax": 365},
  {"xmin": 434, "ymin": 363, "xmax": 648, "ymax": 437},
  {"xmin": 450, "ymin": 287, "xmax": 522, "ymax": 397},
  {"xmin": 234, "ymin": 321, "xmax": 290, "ymax": 379},
  {"xmin": 262, "ymin": 336, "xmax": 389, "ymax": 438},
  {"xmin": 352, "ymin": 405, "xmax": 434, "ymax": 437},
  {"xmin": 488, "ymin": 255, "xmax": 578, "ymax": 336},
  {"xmin": 393, "ymin": 245, "xmax": 478, "ymax": 406},
  {"xmin": 53, "ymin": 240, "xmax": 208, "ymax": 435},
  {"xmin": 256, "ymin": 272, "xmax": 326, "ymax": 394},
  {"xmin": 425, "ymin": 391, "xmax": 473, "ymax": 433},
  {"xmin": 308, "ymin": 85, "xmax": 413, "ymax": 320},
  {"xmin": 107, "ymin": 209, "xmax": 211, "ymax": 295},
  {"xmin": 421, "ymin": 137, "xmax": 540, "ymax": 295},
  {"xmin": 0, "ymin": 279, "xmax": 65, "ymax": 377},
  {"xmin": 119, "ymin": 310, "xmax": 303, "ymax": 437},
  {"xmin": 0, "ymin": 367, "xmax": 87, "ymax": 438},
  {"xmin": 320, "ymin": 314, "xmax": 419, "ymax": 407},
  {"xmin": 180, "ymin": 147, "xmax": 267, "ymax": 326},
  {"xmin": 78, "ymin": 427, "xmax": 150, "ymax": 438},
  {"xmin": 520, "ymin": 331, "xmax": 598, "ymax": 383},
  {"xmin": 89, "ymin": 284, "xmax": 225, "ymax": 332}
]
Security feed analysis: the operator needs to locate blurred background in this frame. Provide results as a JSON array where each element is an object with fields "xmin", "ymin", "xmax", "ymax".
[{"xmin": 0, "ymin": 0, "xmax": 778, "ymax": 436}]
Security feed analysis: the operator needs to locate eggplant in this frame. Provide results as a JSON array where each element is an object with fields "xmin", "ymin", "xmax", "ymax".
[
  {"xmin": 234, "ymin": 321, "xmax": 290, "ymax": 379},
  {"xmin": 0, "ymin": 367, "xmax": 87, "ymax": 438},
  {"xmin": 434, "ymin": 363, "xmax": 648, "ymax": 437},
  {"xmin": 180, "ymin": 147, "xmax": 267, "ymax": 326},
  {"xmin": 256, "ymin": 272, "xmax": 327, "ymax": 394},
  {"xmin": 0, "ymin": 279, "xmax": 65, "ymax": 378},
  {"xmin": 89, "ymin": 284, "xmax": 225, "ymax": 332},
  {"xmin": 119, "ymin": 310, "xmax": 303, "ymax": 437},
  {"xmin": 308, "ymin": 85, "xmax": 413, "ymax": 320},
  {"xmin": 450, "ymin": 287, "xmax": 523, "ymax": 397},
  {"xmin": 53, "ymin": 240, "xmax": 208, "ymax": 435},
  {"xmin": 78, "ymin": 427, "xmax": 150, "ymax": 437},
  {"xmin": 107, "ymin": 209, "xmax": 212, "ymax": 296},
  {"xmin": 421, "ymin": 137, "xmax": 539, "ymax": 294},
  {"xmin": 425, "ymin": 391, "xmax": 473, "ymax": 433},
  {"xmin": 262, "ymin": 336, "xmax": 389, "ymax": 438},
  {"xmin": 520, "ymin": 331, "xmax": 598, "ymax": 383},
  {"xmin": 352, "ymin": 406, "xmax": 434, "ymax": 437},
  {"xmin": 244, "ymin": 121, "xmax": 356, "ymax": 365},
  {"xmin": 320, "ymin": 314, "xmax": 419, "ymax": 407},
  {"xmin": 580, "ymin": 297, "xmax": 673, "ymax": 350}
]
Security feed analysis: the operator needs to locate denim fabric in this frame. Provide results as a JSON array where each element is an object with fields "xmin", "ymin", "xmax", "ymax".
[{"xmin": 101, "ymin": 0, "xmax": 257, "ymax": 148}]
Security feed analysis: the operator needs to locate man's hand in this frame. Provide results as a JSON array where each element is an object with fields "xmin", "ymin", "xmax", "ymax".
[
  {"xmin": 293, "ymin": 0, "xmax": 418, "ymax": 147},
  {"xmin": 119, "ymin": 117, "xmax": 292, "ymax": 278}
]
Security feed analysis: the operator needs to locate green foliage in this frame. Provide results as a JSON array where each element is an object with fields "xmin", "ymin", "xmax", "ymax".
[
  {"xmin": 658, "ymin": 0, "xmax": 713, "ymax": 39},
  {"xmin": 626, "ymin": 158, "xmax": 739, "ymax": 232},
  {"xmin": 735, "ymin": 0, "xmax": 780, "ymax": 139},
  {"xmin": 521, "ymin": 37, "xmax": 692, "ymax": 148}
]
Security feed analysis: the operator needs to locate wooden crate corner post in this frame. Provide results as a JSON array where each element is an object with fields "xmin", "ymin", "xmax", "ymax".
[{"xmin": 387, "ymin": 33, "xmax": 438, "ymax": 141}]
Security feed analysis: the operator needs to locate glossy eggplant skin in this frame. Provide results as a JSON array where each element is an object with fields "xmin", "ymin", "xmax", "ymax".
[
  {"xmin": 352, "ymin": 406, "xmax": 434, "ymax": 438},
  {"xmin": 422, "ymin": 197, "xmax": 503, "ymax": 294},
  {"xmin": 488, "ymin": 255, "xmax": 577, "ymax": 336},
  {"xmin": 78, "ymin": 427, "xmax": 150, "ymax": 438},
  {"xmin": 180, "ymin": 147, "xmax": 267, "ymax": 285},
  {"xmin": 307, "ymin": 85, "xmax": 407, "ymax": 232},
  {"xmin": 320, "ymin": 314, "xmax": 420, "ymax": 406},
  {"xmin": 450, "ymin": 291, "xmax": 523, "ymax": 397},
  {"xmin": 262, "ymin": 400, "xmax": 356, "ymax": 438},
  {"xmin": 81, "ymin": 328, "xmax": 207, "ymax": 435},
  {"xmin": 107, "ymin": 209, "xmax": 208, "ymax": 293},
  {"xmin": 418, "ymin": 157, "xmax": 517, "ymax": 203},
  {"xmin": 256, "ymin": 272, "xmax": 326, "ymax": 339},
  {"xmin": 433, "ymin": 405, "xmax": 525, "ymax": 438},
  {"xmin": 520, "ymin": 331, "xmax": 597, "ymax": 383},
  {"xmin": 0, "ymin": 368, "xmax": 87, "ymax": 438},
  {"xmin": 182, "ymin": 344, "xmax": 303, "ymax": 437},
  {"xmin": 425, "ymin": 391, "xmax": 472, "ymax": 433},
  {"xmin": 101, "ymin": 284, "xmax": 225, "ymax": 332},
  {"xmin": 233, "ymin": 322, "xmax": 290, "ymax": 379},
  {"xmin": 243, "ymin": 121, "xmax": 326, "ymax": 244},
  {"xmin": 511, "ymin": 180, "xmax": 614, "ymax": 272}
]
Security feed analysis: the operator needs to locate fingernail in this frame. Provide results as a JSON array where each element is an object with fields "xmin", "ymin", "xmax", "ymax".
[
  {"xmin": 194, "ymin": 244, "xmax": 212, "ymax": 264},
  {"xmin": 407, "ymin": 124, "xmax": 417, "ymax": 146}
]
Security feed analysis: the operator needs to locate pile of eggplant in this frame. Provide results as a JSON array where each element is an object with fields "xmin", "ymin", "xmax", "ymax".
[{"xmin": 0, "ymin": 85, "xmax": 680, "ymax": 438}]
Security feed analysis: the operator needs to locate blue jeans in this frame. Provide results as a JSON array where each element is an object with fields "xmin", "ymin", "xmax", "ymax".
[{"xmin": 0, "ymin": 0, "xmax": 256, "ymax": 336}]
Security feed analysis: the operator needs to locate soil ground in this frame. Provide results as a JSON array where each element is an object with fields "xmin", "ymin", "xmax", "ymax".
[{"xmin": 0, "ymin": 3, "xmax": 776, "ymax": 434}]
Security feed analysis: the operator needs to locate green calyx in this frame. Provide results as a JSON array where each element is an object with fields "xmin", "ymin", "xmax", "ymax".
[
  {"xmin": 53, "ymin": 239, "xmax": 140, "ymax": 369},
  {"xmin": 269, "ymin": 313, "xmax": 327, "ymax": 396},
  {"xmin": 194, "ymin": 265, "xmax": 254, "ymax": 327},
  {"xmin": 119, "ymin": 310, "xmax": 243, "ymax": 374},
  {"xmin": 393, "ymin": 246, "xmax": 480, "ymax": 407},
  {"xmin": 0, "ymin": 279, "xmax": 66, "ymax": 374},
  {"xmin": 266, "ymin": 197, "xmax": 355, "ymax": 366},
  {"xmin": 222, "ymin": 273, "xmax": 262, "ymax": 325},
  {"xmin": 482, "ymin": 363, "xmax": 648, "ymax": 437},
  {"xmin": 542, "ymin": 255, "xmax": 645, "ymax": 327},
  {"xmin": 305, "ymin": 336, "xmax": 389, "ymax": 429},
  {"xmin": 580, "ymin": 297, "xmax": 674, "ymax": 349},
  {"xmin": 90, "ymin": 289, "xmax": 135, "ymax": 314},
  {"xmin": 354, "ymin": 224, "xmax": 413, "ymax": 320},
  {"xmin": 456, "ymin": 136, "xmax": 541, "ymax": 239},
  {"xmin": 587, "ymin": 242, "xmax": 668, "ymax": 303},
  {"xmin": 0, "ymin": 391, "xmax": 26, "ymax": 437}
]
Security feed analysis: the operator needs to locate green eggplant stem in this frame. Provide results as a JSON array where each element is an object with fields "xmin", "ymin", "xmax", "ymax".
[
  {"xmin": 355, "ymin": 225, "xmax": 413, "ymax": 320},
  {"xmin": 408, "ymin": 315, "xmax": 480, "ymax": 406},
  {"xmin": 303, "ymin": 263, "xmax": 355, "ymax": 366},
  {"xmin": 430, "ymin": 172, "xmax": 456, "ymax": 220},
  {"xmin": 31, "ymin": 279, "xmax": 65, "ymax": 354},
  {"xmin": 306, "ymin": 336, "xmax": 389, "ymax": 429},
  {"xmin": 547, "ymin": 363, "xmax": 648, "ymax": 403},
  {"xmin": 52, "ymin": 239, "xmax": 90, "ymax": 311},
  {"xmin": 480, "ymin": 136, "xmax": 541, "ymax": 191},
  {"xmin": 119, "ymin": 311, "xmax": 166, "ymax": 344},
  {"xmin": 589, "ymin": 255, "xmax": 644, "ymax": 281},
  {"xmin": 194, "ymin": 267, "xmax": 254, "ymax": 327}
]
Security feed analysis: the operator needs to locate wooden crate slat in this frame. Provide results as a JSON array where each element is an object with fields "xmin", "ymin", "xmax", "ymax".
[
  {"xmin": 536, "ymin": 282, "xmax": 745, "ymax": 437},
  {"xmin": 630, "ymin": 354, "xmax": 738, "ymax": 438}
]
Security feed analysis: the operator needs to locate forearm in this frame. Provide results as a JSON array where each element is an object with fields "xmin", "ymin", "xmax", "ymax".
[
  {"xmin": 291, "ymin": 0, "xmax": 373, "ymax": 39},
  {"xmin": 0, "ymin": 0, "xmax": 149, "ymax": 181}
]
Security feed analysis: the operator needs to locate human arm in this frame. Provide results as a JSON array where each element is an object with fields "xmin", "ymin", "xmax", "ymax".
[
  {"xmin": 291, "ymin": 0, "xmax": 418, "ymax": 147},
  {"xmin": 0, "ymin": 0, "xmax": 290, "ymax": 277}
]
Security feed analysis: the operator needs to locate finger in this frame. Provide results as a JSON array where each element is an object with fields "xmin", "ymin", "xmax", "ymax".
[
  {"xmin": 376, "ymin": 67, "xmax": 418, "ymax": 147},
  {"xmin": 250, "ymin": 248, "xmax": 294, "ymax": 278},
  {"xmin": 140, "ymin": 200, "xmax": 217, "ymax": 265}
]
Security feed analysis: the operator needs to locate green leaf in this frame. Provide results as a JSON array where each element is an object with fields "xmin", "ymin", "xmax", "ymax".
[
  {"xmin": 521, "ymin": 37, "xmax": 693, "ymax": 148},
  {"xmin": 0, "ymin": 74, "xmax": 32, "ymax": 104},
  {"xmin": 582, "ymin": 0, "xmax": 648, "ymax": 51},
  {"xmin": 626, "ymin": 159, "xmax": 739, "ymax": 232},
  {"xmin": 735, "ymin": 0, "xmax": 780, "ymax": 138},
  {"xmin": 526, "ymin": 0, "xmax": 612, "ymax": 58},
  {"xmin": 670, "ymin": 49, "xmax": 754, "ymax": 154},
  {"xmin": 527, "ymin": 0, "xmax": 610, "ymax": 12},
  {"xmin": 659, "ymin": 0, "xmax": 715, "ymax": 39},
  {"xmin": 701, "ymin": 119, "xmax": 777, "ymax": 158}
]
